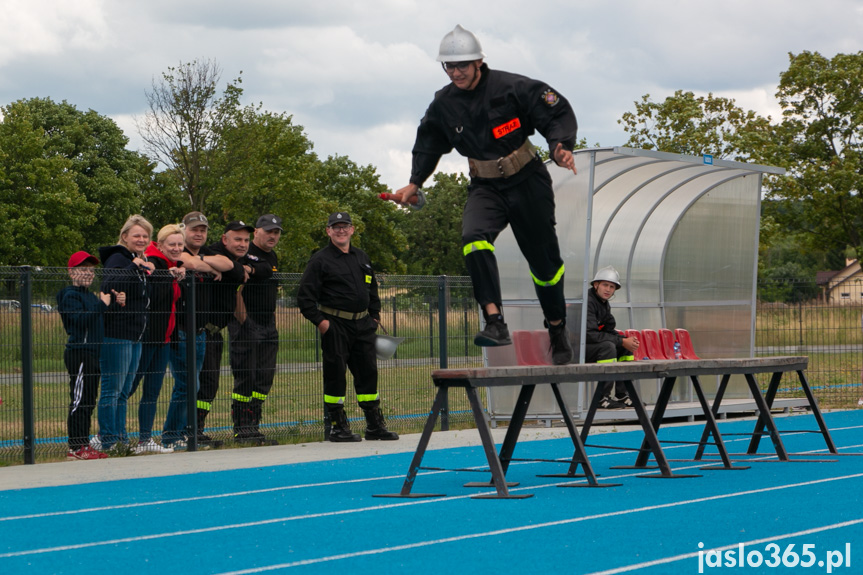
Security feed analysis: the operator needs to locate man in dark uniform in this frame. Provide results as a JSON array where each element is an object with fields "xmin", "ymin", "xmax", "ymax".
[
  {"xmin": 169, "ymin": 213, "xmax": 244, "ymax": 446},
  {"xmin": 203, "ymin": 220, "xmax": 254, "ymax": 441},
  {"xmin": 395, "ymin": 24, "xmax": 577, "ymax": 365},
  {"xmin": 229, "ymin": 214, "xmax": 282, "ymax": 444},
  {"xmin": 297, "ymin": 212, "xmax": 399, "ymax": 442},
  {"xmin": 586, "ymin": 266, "xmax": 641, "ymax": 409}
]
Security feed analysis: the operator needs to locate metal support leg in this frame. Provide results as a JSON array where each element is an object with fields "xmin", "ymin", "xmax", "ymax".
[
  {"xmin": 622, "ymin": 380, "xmax": 700, "ymax": 479},
  {"xmin": 744, "ymin": 373, "xmax": 789, "ymax": 460},
  {"xmin": 465, "ymin": 386, "xmax": 532, "ymax": 499},
  {"xmin": 694, "ymin": 374, "xmax": 730, "ymax": 460},
  {"xmin": 623, "ymin": 376, "xmax": 676, "ymax": 469},
  {"xmin": 797, "ymin": 370, "xmax": 839, "ymax": 454},
  {"xmin": 374, "ymin": 386, "xmax": 449, "ymax": 498},
  {"xmin": 464, "ymin": 384, "xmax": 528, "ymax": 489},
  {"xmin": 689, "ymin": 375, "xmax": 749, "ymax": 470}
]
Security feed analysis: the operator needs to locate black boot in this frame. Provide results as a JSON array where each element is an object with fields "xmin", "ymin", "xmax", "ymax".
[
  {"xmin": 232, "ymin": 401, "xmax": 256, "ymax": 443},
  {"xmin": 196, "ymin": 408, "xmax": 223, "ymax": 448},
  {"xmin": 327, "ymin": 404, "xmax": 361, "ymax": 442},
  {"xmin": 474, "ymin": 314, "xmax": 512, "ymax": 347},
  {"xmin": 249, "ymin": 399, "xmax": 278, "ymax": 446},
  {"xmin": 363, "ymin": 406, "xmax": 399, "ymax": 441},
  {"xmin": 546, "ymin": 319, "xmax": 573, "ymax": 365}
]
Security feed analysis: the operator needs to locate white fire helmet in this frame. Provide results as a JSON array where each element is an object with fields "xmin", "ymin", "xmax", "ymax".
[
  {"xmin": 591, "ymin": 266, "xmax": 621, "ymax": 289},
  {"xmin": 436, "ymin": 25, "xmax": 486, "ymax": 62}
]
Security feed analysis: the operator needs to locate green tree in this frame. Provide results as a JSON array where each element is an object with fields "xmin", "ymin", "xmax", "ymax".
[
  {"xmin": 401, "ymin": 172, "xmax": 470, "ymax": 276},
  {"xmin": 208, "ymin": 106, "xmax": 322, "ymax": 272},
  {"xmin": 0, "ymin": 98, "xmax": 151, "ymax": 265},
  {"xmin": 312, "ymin": 154, "xmax": 408, "ymax": 274},
  {"xmin": 619, "ymin": 90, "xmax": 771, "ymax": 160},
  {"xmin": 137, "ymin": 59, "xmax": 239, "ymax": 212},
  {"xmin": 759, "ymin": 51, "xmax": 863, "ymax": 259}
]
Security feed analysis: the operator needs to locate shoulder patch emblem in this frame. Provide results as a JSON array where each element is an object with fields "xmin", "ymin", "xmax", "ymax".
[{"xmin": 542, "ymin": 89, "xmax": 559, "ymax": 107}]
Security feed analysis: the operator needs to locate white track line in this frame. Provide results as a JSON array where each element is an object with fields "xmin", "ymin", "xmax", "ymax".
[{"xmin": 210, "ymin": 472, "xmax": 863, "ymax": 574}]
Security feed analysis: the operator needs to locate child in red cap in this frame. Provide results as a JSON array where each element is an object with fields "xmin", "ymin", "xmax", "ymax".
[{"xmin": 56, "ymin": 251, "xmax": 125, "ymax": 459}]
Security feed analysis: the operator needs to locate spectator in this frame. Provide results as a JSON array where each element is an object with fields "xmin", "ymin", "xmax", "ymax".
[
  {"xmin": 56, "ymin": 251, "xmax": 123, "ymax": 460},
  {"xmin": 297, "ymin": 212, "xmax": 399, "ymax": 442},
  {"xmin": 124, "ymin": 224, "xmax": 185, "ymax": 453},
  {"xmin": 96, "ymin": 215, "xmax": 154, "ymax": 452},
  {"xmin": 194, "ymin": 220, "xmax": 252, "ymax": 446},
  {"xmin": 228, "ymin": 215, "xmax": 282, "ymax": 445},
  {"xmin": 163, "ymin": 212, "xmax": 234, "ymax": 449}
]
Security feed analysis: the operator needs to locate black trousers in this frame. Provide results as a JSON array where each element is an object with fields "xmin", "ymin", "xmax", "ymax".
[
  {"xmin": 65, "ymin": 348, "xmax": 100, "ymax": 450},
  {"xmin": 321, "ymin": 315, "xmax": 378, "ymax": 406},
  {"xmin": 586, "ymin": 341, "xmax": 629, "ymax": 397},
  {"xmin": 462, "ymin": 166, "xmax": 566, "ymax": 321},
  {"xmin": 198, "ymin": 330, "xmax": 224, "ymax": 412},
  {"xmin": 228, "ymin": 317, "xmax": 278, "ymax": 403}
]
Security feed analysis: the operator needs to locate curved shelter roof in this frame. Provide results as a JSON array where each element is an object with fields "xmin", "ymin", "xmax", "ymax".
[{"xmin": 491, "ymin": 146, "xmax": 784, "ymax": 366}]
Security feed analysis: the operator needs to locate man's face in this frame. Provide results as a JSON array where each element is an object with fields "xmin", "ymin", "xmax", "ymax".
[
  {"xmin": 185, "ymin": 224, "xmax": 208, "ymax": 250},
  {"xmin": 69, "ymin": 264, "xmax": 96, "ymax": 288},
  {"xmin": 443, "ymin": 60, "xmax": 482, "ymax": 90},
  {"xmin": 222, "ymin": 230, "xmax": 250, "ymax": 259},
  {"xmin": 593, "ymin": 280, "xmax": 618, "ymax": 301},
  {"xmin": 253, "ymin": 228, "xmax": 281, "ymax": 252},
  {"xmin": 326, "ymin": 223, "xmax": 354, "ymax": 250}
]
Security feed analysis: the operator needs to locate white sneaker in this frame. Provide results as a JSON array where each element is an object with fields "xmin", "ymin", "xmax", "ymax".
[
  {"xmin": 134, "ymin": 439, "xmax": 174, "ymax": 454},
  {"xmin": 89, "ymin": 436, "xmax": 103, "ymax": 451}
]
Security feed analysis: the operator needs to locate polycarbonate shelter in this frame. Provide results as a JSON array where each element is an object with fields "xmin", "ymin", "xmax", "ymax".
[{"xmin": 485, "ymin": 147, "xmax": 786, "ymax": 422}]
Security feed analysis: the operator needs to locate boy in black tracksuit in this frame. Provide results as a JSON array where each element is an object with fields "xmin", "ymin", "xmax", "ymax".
[{"xmin": 56, "ymin": 251, "xmax": 123, "ymax": 460}]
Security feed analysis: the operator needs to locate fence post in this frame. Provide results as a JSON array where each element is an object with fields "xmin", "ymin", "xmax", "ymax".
[
  {"xmin": 438, "ymin": 275, "xmax": 449, "ymax": 431},
  {"xmin": 19, "ymin": 266, "xmax": 35, "ymax": 464},
  {"xmin": 185, "ymin": 271, "xmax": 198, "ymax": 452}
]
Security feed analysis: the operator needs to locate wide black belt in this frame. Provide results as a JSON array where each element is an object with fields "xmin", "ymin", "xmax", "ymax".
[{"xmin": 320, "ymin": 305, "xmax": 369, "ymax": 320}]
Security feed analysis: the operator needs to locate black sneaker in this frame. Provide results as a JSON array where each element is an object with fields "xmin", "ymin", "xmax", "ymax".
[
  {"xmin": 474, "ymin": 321, "xmax": 512, "ymax": 347},
  {"xmin": 547, "ymin": 323, "xmax": 573, "ymax": 365},
  {"xmin": 598, "ymin": 395, "xmax": 626, "ymax": 409},
  {"xmin": 616, "ymin": 394, "xmax": 644, "ymax": 408}
]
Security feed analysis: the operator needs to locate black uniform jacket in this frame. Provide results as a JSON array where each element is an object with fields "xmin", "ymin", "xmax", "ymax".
[
  {"xmin": 410, "ymin": 63, "xmax": 577, "ymax": 188},
  {"xmin": 586, "ymin": 287, "xmax": 623, "ymax": 347},
  {"xmin": 296, "ymin": 242, "xmax": 381, "ymax": 327},
  {"xmin": 206, "ymin": 241, "xmax": 249, "ymax": 330},
  {"xmin": 242, "ymin": 242, "xmax": 279, "ymax": 325}
]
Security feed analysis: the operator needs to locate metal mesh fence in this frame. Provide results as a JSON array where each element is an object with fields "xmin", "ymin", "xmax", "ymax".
[
  {"xmin": 0, "ymin": 268, "xmax": 482, "ymax": 464},
  {"xmin": 2, "ymin": 269, "xmax": 861, "ymax": 465}
]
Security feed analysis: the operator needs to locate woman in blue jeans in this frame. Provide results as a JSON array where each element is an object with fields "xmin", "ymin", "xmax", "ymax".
[
  {"xmin": 126, "ymin": 224, "xmax": 185, "ymax": 454},
  {"xmin": 96, "ymin": 215, "xmax": 153, "ymax": 452}
]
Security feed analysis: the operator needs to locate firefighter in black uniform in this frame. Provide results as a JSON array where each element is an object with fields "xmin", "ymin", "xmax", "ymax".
[
  {"xmin": 395, "ymin": 24, "xmax": 577, "ymax": 365},
  {"xmin": 297, "ymin": 212, "xmax": 399, "ymax": 442},
  {"xmin": 196, "ymin": 220, "xmax": 253, "ymax": 442},
  {"xmin": 228, "ymin": 215, "xmax": 281, "ymax": 444},
  {"xmin": 586, "ymin": 266, "xmax": 641, "ymax": 409}
]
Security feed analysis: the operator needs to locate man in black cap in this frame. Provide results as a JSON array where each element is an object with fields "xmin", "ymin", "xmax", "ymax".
[
  {"xmin": 297, "ymin": 212, "xmax": 399, "ymax": 442},
  {"xmin": 228, "ymin": 215, "xmax": 282, "ymax": 444}
]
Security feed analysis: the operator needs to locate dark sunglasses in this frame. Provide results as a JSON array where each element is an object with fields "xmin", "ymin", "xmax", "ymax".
[{"xmin": 441, "ymin": 61, "xmax": 472, "ymax": 73}]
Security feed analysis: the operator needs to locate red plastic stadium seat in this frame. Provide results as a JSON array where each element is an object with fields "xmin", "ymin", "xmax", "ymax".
[
  {"xmin": 639, "ymin": 329, "xmax": 668, "ymax": 360},
  {"xmin": 512, "ymin": 330, "xmax": 553, "ymax": 365},
  {"xmin": 624, "ymin": 329, "xmax": 642, "ymax": 360},
  {"xmin": 659, "ymin": 328, "xmax": 677, "ymax": 359},
  {"xmin": 674, "ymin": 328, "xmax": 701, "ymax": 360},
  {"xmin": 531, "ymin": 330, "xmax": 553, "ymax": 365}
]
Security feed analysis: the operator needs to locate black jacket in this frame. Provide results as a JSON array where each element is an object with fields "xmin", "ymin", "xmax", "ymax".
[
  {"xmin": 242, "ymin": 242, "xmax": 279, "ymax": 325},
  {"xmin": 98, "ymin": 244, "xmax": 149, "ymax": 342},
  {"xmin": 206, "ymin": 241, "xmax": 248, "ymax": 330},
  {"xmin": 56, "ymin": 285, "xmax": 108, "ymax": 355},
  {"xmin": 410, "ymin": 64, "xmax": 577, "ymax": 189},
  {"xmin": 297, "ymin": 242, "xmax": 381, "ymax": 327},
  {"xmin": 586, "ymin": 287, "xmax": 622, "ymax": 347}
]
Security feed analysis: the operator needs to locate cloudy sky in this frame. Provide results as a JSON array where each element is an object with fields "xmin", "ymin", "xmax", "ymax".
[{"xmin": 1, "ymin": 0, "xmax": 861, "ymax": 191}]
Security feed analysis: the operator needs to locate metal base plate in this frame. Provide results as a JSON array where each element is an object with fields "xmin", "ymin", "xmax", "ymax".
[{"xmin": 373, "ymin": 493, "xmax": 447, "ymax": 498}]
